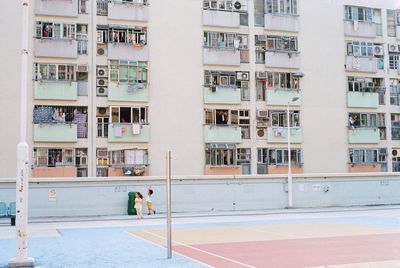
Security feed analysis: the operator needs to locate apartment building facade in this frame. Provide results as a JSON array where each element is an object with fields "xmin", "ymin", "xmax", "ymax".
[{"xmin": 0, "ymin": 0, "xmax": 400, "ymax": 178}]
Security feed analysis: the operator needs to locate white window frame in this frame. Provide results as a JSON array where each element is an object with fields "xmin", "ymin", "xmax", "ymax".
[
  {"xmin": 109, "ymin": 60, "xmax": 148, "ymax": 85},
  {"xmin": 35, "ymin": 21, "xmax": 76, "ymax": 40},
  {"xmin": 110, "ymin": 106, "xmax": 148, "ymax": 124},
  {"xmin": 266, "ymin": 0, "xmax": 298, "ymax": 15}
]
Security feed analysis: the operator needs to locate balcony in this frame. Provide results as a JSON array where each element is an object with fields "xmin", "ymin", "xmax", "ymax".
[
  {"xmin": 34, "ymin": 39, "xmax": 78, "ymax": 58},
  {"xmin": 108, "ymin": 1, "xmax": 148, "ymax": 21},
  {"xmin": 33, "ymin": 124, "xmax": 78, "ymax": 143},
  {"xmin": 204, "ymin": 125, "xmax": 242, "ymax": 143},
  {"xmin": 203, "ymin": 86, "xmax": 241, "ymax": 104},
  {"xmin": 108, "ymin": 124, "xmax": 149, "ymax": 143},
  {"xmin": 344, "ymin": 21, "xmax": 378, "ymax": 38},
  {"xmin": 267, "ymin": 127, "xmax": 302, "ymax": 143},
  {"xmin": 35, "ymin": 0, "xmax": 78, "ymax": 17},
  {"xmin": 347, "ymin": 91, "xmax": 379, "ymax": 108},
  {"xmin": 345, "ymin": 56, "xmax": 378, "ymax": 73},
  {"xmin": 34, "ymin": 81, "xmax": 78, "ymax": 101},
  {"xmin": 203, "ymin": 10, "xmax": 240, "ymax": 28},
  {"xmin": 348, "ymin": 128, "xmax": 380, "ymax": 144},
  {"xmin": 266, "ymin": 89, "xmax": 301, "ymax": 106},
  {"xmin": 203, "ymin": 48, "xmax": 241, "ymax": 66},
  {"xmin": 108, "ymin": 82, "xmax": 148, "ymax": 102},
  {"xmin": 265, "ymin": 51, "xmax": 300, "ymax": 69},
  {"xmin": 108, "ymin": 43, "xmax": 149, "ymax": 61},
  {"xmin": 264, "ymin": 14, "xmax": 299, "ymax": 32}
]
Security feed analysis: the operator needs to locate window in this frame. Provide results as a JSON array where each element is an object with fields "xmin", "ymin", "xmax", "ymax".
[
  {"xmin": 33, "ymin": 105, "xmax": 87, "ymax": 124},
  {"xmin": 266, "ymin": 0, "xmax": 297, "ymax": 15},
  {"xmin": 108, "ymin": 27, "xmax": 147, "ymax": 45},
  {"xmin": 266, "ymin": 72, "xmax": 299, "ymax": 90},
  {"xmin": 35, "ymin": 21, "xmax": 76, "ymax": 39},
  {"xmin": 205, "ymin": 145, "xmax": 236, "ymax": 166},
  {"xmin": 237, "ymin": 148, "xmax": 251, "ymax": 175},
  {"xmin": 268, "ymin": 149, "xmax": 302, "ymax": 165},
  {"xmin": 204, "ymin": 32, "xmax": 246, "ymax": 49},
  {"xmin": 239, "ymin": 110, "xmax": 250, "ymax": 139},
  {"xmin": 33, "ymin": 148, "xmax": 75, "ymax": 167},
  {"xmin": 109, "ymin": 60, "xmax": 148, "ymax": 85},
  {"xmin": 97, "ymin": 116, "xmax": 109, "ymax": 137},
  {"xmin": 110, "ymin": 107, "xmax": 148, "ymax": 124},
  {"xmin": 349, "ymin": 148, "xmax": 386, "ymax": 164},
  {"xmin": 204, "ymin": 109, "xmax": 240, "ymax": 125},
  {"xmin": 266, "ymin": 35, "xmax": 297, "ymax": 52},
  {"xmin": 256, "ymin": 76, "xmax": 266, "ymax": 101},
  {"xmin": 75, "ymin": 148, "xmax": 88, "ymax": 167},
  {"xmin": 390, "ymin": 79, "xmax": 400, "ymax": 105},
  {"xmin": 34, "ymin": 63, "xmax": 75, "ymax": 81},
  {"xmin": 257, "ymin": 148, "xmax": 268, "ymax": 174},
  {"xmin": 348, "ymin": 113, "xmax": 385, "ymax": 128},
  {"xmin": 97, "ymin": 148, "xmax": 108, "ymax": 166},
  {"xmin": 109, "ymin": 149, "xmax": 148, "ymax": 166},
  {"xmin": 389, "ymin": 54, "xmax": 399, "ymax": 70},
  {"xmin": 270, "ymin": 110, "xmax": 300, "ymax": 127},
  {"xmin": 346, "ymin": 41, "xmax": 374, "ymax": 57},
  {"xmin": 347, "ymin": 77, "xmax": 383, "ymax": 93},
  {"xmin": 392, "ymin": 114, "xmax": 400, "ymax": 140},
  {"xmin": 204, "ymin": 71, "xmax": 236, "ymax": 87},
  {"xmin": 387, "ymin": 10, "xmax": 397, "ymax": 37},
  {"xmin": 119, "ymin": 0, "xmax": 148, "ymax": 4},
  {"xmin": 345, "ymin": 6, "xmax": 381, "ymax": 24},
  {"xmin": 78, "ymin": 0, "xmax": 88, "ymax": 14}
]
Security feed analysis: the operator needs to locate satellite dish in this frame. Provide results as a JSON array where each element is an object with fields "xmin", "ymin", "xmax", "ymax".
[{"xmin": 234, "ymin": 1, "xmax": 241, "ymax": 9}]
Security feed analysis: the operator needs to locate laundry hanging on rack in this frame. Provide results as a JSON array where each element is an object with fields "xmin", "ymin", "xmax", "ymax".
[
  {"xmin": 132, "ymin": 123, "xmax": 141, "ymax": 135},
  {"xmin": 74, "ymin": 113, "xmax": 87, "ymax": 138}
]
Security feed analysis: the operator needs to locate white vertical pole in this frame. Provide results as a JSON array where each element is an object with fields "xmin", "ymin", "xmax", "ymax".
[
  {"xmin": 9, "ymin": 0, "xmax": 35, "ymax": 267},
  {"xmin": 287, "ymin": 103, "xmax": 293, "ymax": 208},
  {"xmin": 166, "ymin": 151, "xmax": 172, "ymax": 259}
]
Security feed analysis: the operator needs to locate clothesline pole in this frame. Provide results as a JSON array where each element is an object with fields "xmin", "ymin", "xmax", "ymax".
[
  {"xmin": 9, "ymin": 0, "xmax": 35, "ymax": 267},
  {"xmin": 287, "ymin": 103, "xmax": 293, "ymax": 208},
  {"xmin": 166, "ymin": 151, "xmax": 172, "ymax": 259}
]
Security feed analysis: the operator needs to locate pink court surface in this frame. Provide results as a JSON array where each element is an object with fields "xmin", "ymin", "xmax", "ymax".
[{"xmin": 130, "ymin": 209, "xmax": 400, "ymax": 268}]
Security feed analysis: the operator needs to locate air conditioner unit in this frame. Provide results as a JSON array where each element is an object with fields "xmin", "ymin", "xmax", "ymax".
[
  {"xmin": 97, "ymin": 66, "xmax": 108, "ymax": 78},
  {"xmin": 256, "ymin": 128, "xmax": 267, "ymax": 139},
  {"xmin": 236, "ymin": 72, "xmax": 249, "ymax": 81},
  {"xmin": 256, "ymin": 71, "xmax": 267, "ymax": 79},
  {"xmin": 97, "ymin": 45, "xmax": 107, "ymax": 56},
  {"xmin": 97, "ymin": 149, "xmax": 108, "ymax": 158},
  {"xmin": 392, "ymin": 149, "xmax": 400, "ymax": 157},
  {"xmin": 389, "ymin": 44, "xmax": 400, "ymax": 53},
  {"xmin": 374, "ymin": 45, "xmax": 384, "ymax": 56},
  {"xmin": 97, "ymin": 78, "xmax": 108, "ymax": 87},
  {"xmin": 77, "ymin": 64, "xmax": 88, "ymax": 72},
  {"xmin": 233, "ymin": 1, "xmax": 247, "ymax": 11},
  {"xmin": 257, "ymin": 110, "xmax": 269, "ymax": 118},
  {"xmin": 97, "ymin": 107, "xmax": 108, "ymax": 116},
  {"xmin": 96, "ymin": 86, "xmax": 108, "ymax": 96}
]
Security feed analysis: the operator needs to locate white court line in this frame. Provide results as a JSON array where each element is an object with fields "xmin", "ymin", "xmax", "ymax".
[
  {"xmin": 138, "ymin": 230, "xmax": 256, "ymax": 268},
  {"xmin": 125, "ymin": 231, "xmax": 213, "ymax": 268}
]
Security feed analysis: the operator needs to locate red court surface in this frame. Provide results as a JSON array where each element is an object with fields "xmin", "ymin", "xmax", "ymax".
[
  {"xmin": 131, "ymin": 220, "xmax": 400, "ymax": 268},
  {"xmin": 173, "ymin": 233, "xmax": 400, "ymax": 268}
]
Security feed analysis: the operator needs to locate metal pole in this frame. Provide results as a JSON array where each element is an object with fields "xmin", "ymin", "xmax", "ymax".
[
  {"xmin": 287, "ymin": 103, "xmax": 293, "ymax": 208},
  {"xmin": 9, "ymin": 0, "xmax": 35, "ymax": 267},
  {"xmin": 166, "ymin": 151, "xmax": 172, "ymax": 259}
]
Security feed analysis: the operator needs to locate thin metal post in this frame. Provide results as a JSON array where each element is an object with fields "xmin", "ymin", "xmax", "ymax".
[
  {"xmin": 9, "ymin": 0, "xmax": 35, "ymax": 267},
  {"xmin": 166, "ymin": 151, "xmax": 172, "ymax": 259},
  {"xmin": 287, "ymin": 103, "xmax": 293, "ymax": 208}
]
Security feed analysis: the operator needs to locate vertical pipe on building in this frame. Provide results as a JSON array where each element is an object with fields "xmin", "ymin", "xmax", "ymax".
[
  {"xmin": 8, "ymin": 0, "xmax": 35, "ymax": 267},
  {"xmin": 90, "ymin": 0, "xmax": 97, "ymax": 177}
]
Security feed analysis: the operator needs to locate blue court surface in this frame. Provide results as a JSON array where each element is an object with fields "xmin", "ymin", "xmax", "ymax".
[{"xmin": 1, "ymin": 207, "xmax": 400, "ymax": 268}]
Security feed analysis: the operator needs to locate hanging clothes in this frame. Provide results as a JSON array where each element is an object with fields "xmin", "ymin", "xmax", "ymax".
[{"xmin": 132, "ymin": 123, "xmax": 141, "ymax": 135}]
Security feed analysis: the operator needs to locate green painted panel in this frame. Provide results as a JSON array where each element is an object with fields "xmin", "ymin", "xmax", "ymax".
[
  {"xmin": 348, "ymin": 128, "xmax": 380, "ymax": 144},
  {"xmin": 204, "ymin": 125, "xmax": 242, "ymax": 143},
  {"xmin": 108, "ymin": 82, "xmax": 148, "ymax": 102},
  {"xmin": 204, "ymin": 86, "xmax": 241, "ymax": 104},
  {"xmin": 33, "ymin": 124, "xmax": 77, "ymax": 142},
  {"xmin": 34, "ymin": 81, "xmax": 78, "ymax": 100},
  {"xmin": 266, "ymin": 89, "xmax": 301, "ymax": 106},
  {"xmin": 347, "ymin": 92, "xmax": 379, "ymax": 108}
]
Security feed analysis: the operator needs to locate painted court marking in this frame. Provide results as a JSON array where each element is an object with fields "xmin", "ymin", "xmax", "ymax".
[
  {"xmin": 137, "ymin": 230, "xmax": 255, "ymax": 268},
  {"xmin": 125, "ymin": 231, "xmax": 213, "ymax": 268}
]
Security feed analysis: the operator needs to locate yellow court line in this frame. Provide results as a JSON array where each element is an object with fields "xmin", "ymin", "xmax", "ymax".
[{"xmin": 139, "ymin": 230, "xmax": 256, "ymax": 268}]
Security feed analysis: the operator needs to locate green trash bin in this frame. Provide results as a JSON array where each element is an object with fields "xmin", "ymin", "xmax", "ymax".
[{"xmin": 128, "ymin": 192, "xmax": 137, "ymax": 215}]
